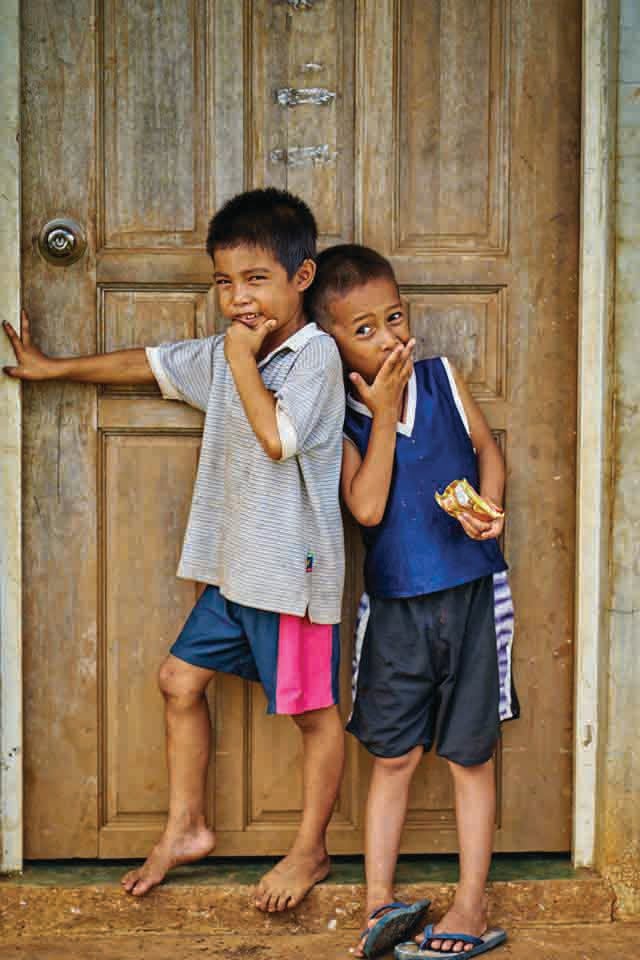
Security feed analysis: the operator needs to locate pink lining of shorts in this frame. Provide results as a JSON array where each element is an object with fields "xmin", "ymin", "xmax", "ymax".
[{"xmin": 275, "ymin": 614, "xmax": 334, "ymax": 715}]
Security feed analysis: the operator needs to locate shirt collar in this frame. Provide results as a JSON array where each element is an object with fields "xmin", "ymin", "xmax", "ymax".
[{"xmin": 258, "ymin": 322, "xmax": 325, "ymax": 368}]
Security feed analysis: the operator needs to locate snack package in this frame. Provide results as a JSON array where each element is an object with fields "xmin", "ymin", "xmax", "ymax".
[{"xmin": 435, "ymin": 478, "xmax": 504, "ymax": 523}]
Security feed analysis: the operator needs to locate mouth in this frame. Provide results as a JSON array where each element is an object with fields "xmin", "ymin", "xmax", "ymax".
[{"xmin": 232, "ymin": 313, "xmax": 263, "ymax": 328}]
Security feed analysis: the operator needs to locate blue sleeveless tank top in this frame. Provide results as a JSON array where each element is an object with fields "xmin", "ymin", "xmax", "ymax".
[{"xmin": 343, "ymin": 357, "xmax": 507, "ymax": 598}]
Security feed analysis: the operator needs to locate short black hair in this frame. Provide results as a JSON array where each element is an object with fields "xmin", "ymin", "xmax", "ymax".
[
  {"xmin": 206, "ymin": 188, "xmax": 317, "ymax": 278},
  {"xmin": 306, "ymin": 244, "xmax": 398, "ymax": 328}
]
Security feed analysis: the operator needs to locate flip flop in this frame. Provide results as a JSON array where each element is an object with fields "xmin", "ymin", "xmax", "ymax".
[
  {"xmin": 394, "ymin": 924, "xmax": 507, "ymax": 958},
  {"xmin": 358, "ymin": 900, "xmax": 431, "ymax": 959}
]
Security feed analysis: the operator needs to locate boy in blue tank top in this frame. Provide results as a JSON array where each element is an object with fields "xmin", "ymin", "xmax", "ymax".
[{"xmin": 308, "ymin": 246, "xmax": 517, "ymax": 959}]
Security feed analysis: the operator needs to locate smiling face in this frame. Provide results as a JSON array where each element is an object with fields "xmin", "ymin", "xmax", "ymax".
[
  {"xmin": 326, "ymin": 276, "xmax": 411, "ymax": 384},
  {"xmin": 213, "ymin": 244, "xmax": 315, "ymax": 348}
]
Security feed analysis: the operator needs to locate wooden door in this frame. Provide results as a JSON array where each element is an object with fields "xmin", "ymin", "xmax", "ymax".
[{"xmin": 21, "ymin": 0, "xmax": 579, "ymax": 857}]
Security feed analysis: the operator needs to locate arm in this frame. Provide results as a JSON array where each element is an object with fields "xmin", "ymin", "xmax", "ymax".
[
  {"xmin": 3, "ymin": 311, "xmax": 154, "ymax": 385},
  {"xmin": 224, "ymin": 318, "xmax": 282, "ymax": 461},
  {"xmin": 451, "ymin": 364, "xmax": 505, "ymax": 541},
  {"xmin": 341, "ymin": 341, "xmax": 414, "ymax": 526}
]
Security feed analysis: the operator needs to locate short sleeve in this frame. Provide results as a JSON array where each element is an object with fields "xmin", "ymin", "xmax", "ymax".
[
  {"xmin": 146, "ymin": 335, "xmax": 223, "ymax": 412},
  {"xmin": 275, "ymin": 336, "xmax": 345, "ymax": 459}
]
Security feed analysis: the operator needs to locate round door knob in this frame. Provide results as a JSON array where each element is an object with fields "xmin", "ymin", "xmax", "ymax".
[{"xmin": 38, "ymin": 218, "xmax": 86, "ymax": 266}]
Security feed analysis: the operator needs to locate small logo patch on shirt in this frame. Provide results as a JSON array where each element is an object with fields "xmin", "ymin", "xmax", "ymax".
[{"xmin": 306, "ymin": 552, "xmax": 315, "ymax": 573}]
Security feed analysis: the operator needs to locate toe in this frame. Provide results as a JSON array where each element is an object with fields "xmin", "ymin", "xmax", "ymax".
[
  {"xmin": 254, "ymin": 888, "xmax": 269, "ymax": 912},
  {"xmin": 131, "ymin": 877, "xmax": 152, "ymax": 897},
  {"xmin": 122, "ymin": 872, "xmax": 141, "ymax": 893},
  {"xmin": 269, "ymin": 891, "xmax": 281, "ymax": 912},
  {"xmin": 284, "ymin": 890, "xmax": 301, "ymax": 910},
  {"xmin": 264, "ymin": 893, "xmax": 277, "ymax": 913},
  {"xmin": 275, "ymin": 893, "xmax": 288, "ymax": 912}
]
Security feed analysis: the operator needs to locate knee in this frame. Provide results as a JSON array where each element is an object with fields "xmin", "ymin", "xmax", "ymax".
[
  {"xmin": 157, "ymin": 657, "xmax": 205, "ymax": 708},
  {"xmin": 292, "ymin": 704, "xmax": 341, "ymax": 734},
  {"xmin": 374, "ymin": 746, "xmax": 423, "ymax": 778},
  {"xmin": 446, "ymin": 754, "xmax": 494, "ymax": 779}
]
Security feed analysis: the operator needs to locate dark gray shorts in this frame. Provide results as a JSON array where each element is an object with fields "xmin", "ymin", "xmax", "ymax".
[{"xmin": 346, "ymin": 575, "xmax": 500, "ymax": 765}]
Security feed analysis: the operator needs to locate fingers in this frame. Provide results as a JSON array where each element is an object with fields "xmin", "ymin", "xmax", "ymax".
[
  {"xmin": 378, "ymin": 343, "xmax": 404, "ymax": 377},
  {"xmin": 2, "ymin": 320, "xmax": 22, "ymax": 358},
  {"xmin": 458, "ymin": 512, "xmax": 491, "ymax": 539},
  {"xmin": 399, "ymin": 338, "xmax": 415, "ymax": 381},
  {"xmin": 378, "ymin": 339, "xmax": 415, "ymax": 382},
  {"xmin": 349, "ymin": 371, "xmax": 370, "ymax": 402},
  {"xmin": 254, "ymin": 316, "xmax": 277, "ymax": 343},
  {"xmin": 458, "ymin": 512, "xmax": 504, "ymax": 540},
  {"xmin": 21, "ymin": 310, "xmax": 31, "ymax": 346}
]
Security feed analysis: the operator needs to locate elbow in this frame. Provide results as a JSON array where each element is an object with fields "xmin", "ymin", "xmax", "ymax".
[
  {"xmin": 354, "ymin": 504, "xmax": 385, "ymax": 527},
  {"xmin": 262, "ymin": 435, "xmax": 283, "ymax": 461}
]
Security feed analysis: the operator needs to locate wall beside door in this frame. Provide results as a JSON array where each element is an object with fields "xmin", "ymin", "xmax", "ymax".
[{"xmin": 596, "ymin": 0, "xmax": 640, "ymax": 918}]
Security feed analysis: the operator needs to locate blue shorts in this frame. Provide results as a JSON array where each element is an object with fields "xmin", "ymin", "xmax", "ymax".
[{"xmin": 171, "ymin": 585, "xmax": 340, "ymax": 716}]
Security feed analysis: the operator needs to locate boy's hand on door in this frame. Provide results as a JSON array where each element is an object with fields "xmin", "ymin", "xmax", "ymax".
[{"xmin": 3, "ymin": 311, "xmax": 58, "ymax": 380}]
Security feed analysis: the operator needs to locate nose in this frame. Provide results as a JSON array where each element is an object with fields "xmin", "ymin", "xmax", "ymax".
[
  {"xmin": 230, "ymin": 283, "xmax": 252, "ymax": 306},
  {"xmin": 380, "ymin": 329, "xmax": 399, "ymax": 351}
]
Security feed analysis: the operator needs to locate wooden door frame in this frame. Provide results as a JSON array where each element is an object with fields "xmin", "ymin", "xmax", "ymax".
[
  {"xmin": 0, "ymin": 0, "xmax": 617, "ymax": 873},
  {"xmin": 0, "ymin": 0, "xmax": 23, "ymax": 875}
]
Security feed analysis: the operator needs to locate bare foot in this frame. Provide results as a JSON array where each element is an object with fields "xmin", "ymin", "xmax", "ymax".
[
  {"xmin": 121, "ymin": 824, "xmax": 216, "ymax": 897},
  {"xmin": 416, "ymin": 901, "xmax": 488, "ymax": 954},
  {"xmin": 254, "ymin": 849, "xmax": 330, "ymax": 912}
]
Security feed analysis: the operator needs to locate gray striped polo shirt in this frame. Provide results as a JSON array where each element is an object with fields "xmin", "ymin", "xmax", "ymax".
[{"xmin": 146, "ymin": 323, "xmax": 345, "ymax": 624}]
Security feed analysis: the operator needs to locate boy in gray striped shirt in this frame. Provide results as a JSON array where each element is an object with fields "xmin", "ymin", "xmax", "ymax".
[{"xmin": 3, "ymin": 189, "xmax": 346, "ymax": 913}]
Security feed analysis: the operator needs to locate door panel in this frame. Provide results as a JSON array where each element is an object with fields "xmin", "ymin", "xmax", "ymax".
[{"xmin": 22, "ymin": 0, "xmax": 579, "ymax": 857}]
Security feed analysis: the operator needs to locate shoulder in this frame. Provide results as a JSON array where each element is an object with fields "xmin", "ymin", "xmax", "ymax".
[
  {"xmin": 296, "ymin": 329, "xmax": 341, "ymax": 366},
  {"xmin": 290, "ymin": 330, "xmax": 343, "ymax": 387},
  {"xmin": 413, "ymin": 355, "xmax": 448, "ymax": 387},
  {"xmin": 414, "ymin": 355, "xmax": 445, "ymax": 373}
]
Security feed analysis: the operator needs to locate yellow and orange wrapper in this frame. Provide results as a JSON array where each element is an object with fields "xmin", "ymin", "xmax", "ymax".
[{"xmin": 435, "ymin": 478, "xmax": 504, "ymax": 523}]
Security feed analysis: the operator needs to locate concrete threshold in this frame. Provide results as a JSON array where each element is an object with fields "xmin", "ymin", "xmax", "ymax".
[
  {"xmin": 0, "ymin": 871, "xmax": 614, "ymax": 938},
  {"xmin": 3, "ymin": 926, "xmax": 640, "ymax": 960}
]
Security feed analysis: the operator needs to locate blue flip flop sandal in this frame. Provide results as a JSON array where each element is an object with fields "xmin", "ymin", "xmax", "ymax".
[
  {"xmin": 359, "ymin": 900, "xmax": 431, "ymax": 959},
  {"xmin": 394, "ymin": 924, "xmax": 507, "ymax": 959}
]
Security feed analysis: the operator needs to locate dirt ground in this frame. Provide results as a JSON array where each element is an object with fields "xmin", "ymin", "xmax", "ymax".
[{"xmin": 1, "ymin": 924, "xmax": 639, "ymax": 960}]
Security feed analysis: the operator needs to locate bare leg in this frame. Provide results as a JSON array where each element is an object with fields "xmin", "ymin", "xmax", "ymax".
[
  {"xmin": 420, "ymin": 755, "xmax": 496, "ymax": 954},
  {"xmin": 255, "ymin": 704, "xmax": 345, "ymax": 912},
  {"xmin": 352, "ymin": 747, "xmax": 423, "ymax": 957},
  {"xmin": 121, "ymin": 655, "xmax": 217, "ymax": 896}
]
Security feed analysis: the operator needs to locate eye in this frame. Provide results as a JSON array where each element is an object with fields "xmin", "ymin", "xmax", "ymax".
[
  {"xmin": 388, "ymin": 311, "xmax": 404, "ymax": 324},
  {"xmin": 249, "ymin": 274, "xmax": 267, "ymax": 282},
  {"xmin": 215, "ymin": 277, "xmax": 230, "ymax": 286},
  {"xmin": 355, "ymin": 324, "xmax": 373, "ymax": 337}
]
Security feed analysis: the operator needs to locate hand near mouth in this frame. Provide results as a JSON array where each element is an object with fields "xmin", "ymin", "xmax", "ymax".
[
  {"xmin": 225, "ymin": 314, "xmax": 278, "ymax": 360},
  {"xmin": 232, "ymin": 312, "xmax": 263, "ymax": 328}
]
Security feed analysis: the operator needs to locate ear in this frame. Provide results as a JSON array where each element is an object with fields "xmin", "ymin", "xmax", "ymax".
[{"xmin": 294, "ymin": 257, "xmax": 317, "ymax": 293}]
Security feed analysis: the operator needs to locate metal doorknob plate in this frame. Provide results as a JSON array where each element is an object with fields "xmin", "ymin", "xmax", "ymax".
[{"xmin": 38, "ymin": 217, "xmax": 87, "ymax": 266}]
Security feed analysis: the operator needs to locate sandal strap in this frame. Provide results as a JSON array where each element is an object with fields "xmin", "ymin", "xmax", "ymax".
[
  {"xmin": 368, "ymin": 901, "xmax": 408, "ymax": 920},
  {"xmin": 419, "ymin": 926, "xmax": 484, "ymax": 950}
]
